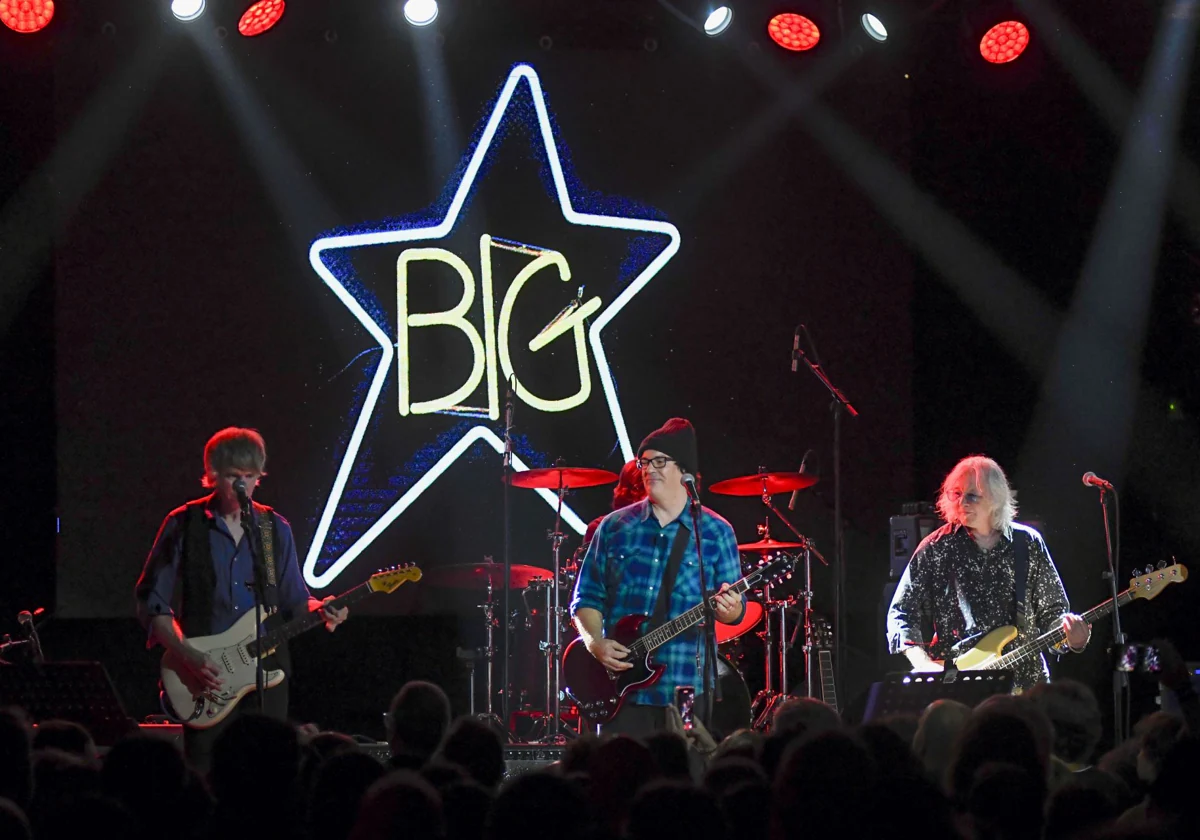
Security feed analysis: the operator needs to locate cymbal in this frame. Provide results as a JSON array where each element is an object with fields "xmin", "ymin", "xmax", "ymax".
[
  {"xmin": 507, "ymin": 466, "xmax": 618, "ymax": 490},
  {"xmin": 738, "ymin": 538, "xmax": 808, "ymax": 553},
  {"xmin": 709, "ymin": 472, "xmax": 819, "ymax": 497},
  {"xmin": 425, "ymin": 562, "xmax": 552, "ymax": 589}
]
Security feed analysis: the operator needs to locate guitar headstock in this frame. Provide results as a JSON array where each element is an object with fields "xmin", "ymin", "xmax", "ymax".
[
  {"xmin": 746, "ymin": 554, "xmax": 795, "ymax": 589},
  {"xmin": 811, "ymin": 615, "xmax": 834, "ymax": 648},
  {"xmin": 368, "ymin": 564, "xmax": 423, "ymax": 593},
  {"xmin": 1128, "ymin": 563, "xmax": 1187, "ymax": 601}
]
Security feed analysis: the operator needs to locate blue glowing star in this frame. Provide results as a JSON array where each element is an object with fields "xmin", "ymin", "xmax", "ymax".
[{"xmin": 304, "ymin": 63, "xmax": 680, "ymax": 589}]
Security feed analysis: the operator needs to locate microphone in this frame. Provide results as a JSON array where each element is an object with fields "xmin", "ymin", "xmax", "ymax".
[
  {"xmin": 233, "ymin": 478, "xmax": 252, "ymax": 510},
  {"xmin": 788, "ymin": 450, "xmax": 813, "ymax": 511},
  {"xmin": 1082, "ymin": 471, "xmax": 1114, "ymax": 491},
  {"xmin": 790, "ymin": 326, "xmax": 802, "ymax": 372},
  {"xmin": 681, "ymin": 473, "xmax": 701, "ymax": 507}
]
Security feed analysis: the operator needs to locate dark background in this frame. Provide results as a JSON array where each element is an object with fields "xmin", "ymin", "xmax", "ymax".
[{"xmin": 2, "ymin": 0, "xmax": 1197, "ymax": 738}]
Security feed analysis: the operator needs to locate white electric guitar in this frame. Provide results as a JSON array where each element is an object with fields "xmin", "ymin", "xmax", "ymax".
[{"xmin": 160, "ymin": 565, "xmax": 421, "ymax": 728}]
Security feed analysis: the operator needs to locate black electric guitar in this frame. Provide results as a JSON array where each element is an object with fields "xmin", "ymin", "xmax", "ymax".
[{"xmin": 562, "ymin": 555, "xmax": 794, "ymax": 724}]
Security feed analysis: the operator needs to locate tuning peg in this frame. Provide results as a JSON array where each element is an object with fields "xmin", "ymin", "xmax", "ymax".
[
  {"xmin": 1143, "ymin": 565, "xmax": 1153, "ymax": 575},
  {"xmin": 1157, "ymin": 560, "xmax": 1167, "ymax": 570}
]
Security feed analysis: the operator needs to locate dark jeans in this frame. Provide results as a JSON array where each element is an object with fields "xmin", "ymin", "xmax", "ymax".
[
  {"xmin": 601, "ymin": 695, "xmax": 712, "ymax": 738},
  {"xmin": 183, "ymin": 681, "xmax": 288, "ymax": 774}
]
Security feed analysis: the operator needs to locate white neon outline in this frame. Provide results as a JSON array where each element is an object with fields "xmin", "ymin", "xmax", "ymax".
[{"xmin": 305, "ymin": 64, "xmax": 680, "ymax": 589}]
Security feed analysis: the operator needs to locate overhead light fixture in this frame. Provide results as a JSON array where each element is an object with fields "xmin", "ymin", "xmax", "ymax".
[
  {"xmin": 979, "ymin": 20, "xmax": 1030, "ymax": 64},
  {"xmin": 768, "ymin": 12, "xmax": 821, "ymax": 52},
  {"xmin": 861, "ymin": 13, "xmax": 888, "ymax": 42},
  {"xmin": 171, "ymin": 0, "xmax": 206, "ymax": 22},
  {"xmin": 703, "ymin": 6, "xmax": 734, "ymax": 36},
  {"xmin": 239, "ymin": 0, "xmax": 285, "ymax": 37},
  {"xmin": 403, "ymin": 0, "xmax": 438, "ymax": 27},
  {"xmin": 0, "ymin": 0, "xmax": 55, "ymax": 33}
]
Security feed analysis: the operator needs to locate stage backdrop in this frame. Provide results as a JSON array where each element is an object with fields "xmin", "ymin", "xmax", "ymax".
[{"xmin": 53, "ymin": 1, "xmax": 914, "ymax": 628}]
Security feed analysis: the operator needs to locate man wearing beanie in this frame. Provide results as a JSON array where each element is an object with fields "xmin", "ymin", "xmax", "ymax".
[{"xmin": 570, "ymin": 417, "xmax": 744, "ymax": 736}]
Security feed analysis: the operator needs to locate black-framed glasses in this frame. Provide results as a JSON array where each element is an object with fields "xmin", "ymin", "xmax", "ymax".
[
  {"xmin": 949, "ymin": 490, "xmax": 983, "ymax": 504},
  {"xmin": 636, "ymin": 456, "xmax": 676, "ymax": 471}
]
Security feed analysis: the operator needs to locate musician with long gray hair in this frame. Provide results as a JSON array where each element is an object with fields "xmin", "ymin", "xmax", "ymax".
[{"xmin": 886, "ymin": 455, "xmax": 1090, "ymax": 691}]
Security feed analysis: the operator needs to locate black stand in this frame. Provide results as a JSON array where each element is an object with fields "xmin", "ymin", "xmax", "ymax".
[
  {"xmin": 690, "ymin": 498, "xmax": 720, "ymax": 730},
  {"xmin": 501, "ymin": 377, "xmax": 515, "ymax": 734},
  {"xmin": 240, "ymin": 496, "xmax": 269, "ymax": 713},
  {"xmin": 1098, "ymin": 486, "xmax": 1127, "ymax": 744},
  {"xmin": 791, "ymin": 326, "xmax": 857, "ymax": 703}
]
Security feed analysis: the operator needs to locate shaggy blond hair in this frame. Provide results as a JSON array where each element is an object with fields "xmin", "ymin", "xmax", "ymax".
[
  {"xmin": 201, "ymin": 427, "xmax": 268, "ymax": 488},
  {"xmin": 936, "ymin": 455, "xmax": 1018, "ymax": 531}
]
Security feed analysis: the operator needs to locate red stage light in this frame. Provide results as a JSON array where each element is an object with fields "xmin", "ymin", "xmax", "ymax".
[
  {"xmin": 768, "ymin": 13, "xmax": 821, "ymax": 52},
  {"xmin": 238, "ymin": 0, "xmax": 285, "ymax": 37},
  {"xmin": 0, "ymin": 0, "xmax": 54, "ymax": 34},
  {"xmin": 979, "ymin": 20, "xmax": 1030, "ymax": 64}
]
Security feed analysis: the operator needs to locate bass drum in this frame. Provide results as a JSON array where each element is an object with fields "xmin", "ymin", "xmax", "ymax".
[{"xmin": 709, "ymin": 654, "xmax": 752, "ymax": 742}]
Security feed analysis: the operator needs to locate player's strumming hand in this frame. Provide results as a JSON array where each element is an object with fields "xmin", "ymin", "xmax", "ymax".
[
  {"xmin": 179, "ymin": 646, "xmax": 224, "ymax": 692},
  {"xmin": 712, "ymin": 583, "xmax": 741, "ymax": 624},
  {"xmin": 587, "ymin": 637, "xmax": 633, "ymax": 671}
]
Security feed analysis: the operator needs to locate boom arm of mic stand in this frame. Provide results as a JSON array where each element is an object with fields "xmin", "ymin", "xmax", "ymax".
[
  {"xmin": 790, "ymin": 348, "xmax": 859, "ymax": 418},
  {"xmin": 760, "ymin": 495, "xmax": 828, "ymax": 566}
]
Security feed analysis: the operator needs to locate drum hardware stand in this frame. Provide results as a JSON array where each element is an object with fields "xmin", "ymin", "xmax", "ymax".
[
  {"xmin": 531, "ymin": 467, "xmax": 574, "ymax": 743},
  {"xmin": 466, "ymin": 573, "xmax": 507, "ymax": 734}
]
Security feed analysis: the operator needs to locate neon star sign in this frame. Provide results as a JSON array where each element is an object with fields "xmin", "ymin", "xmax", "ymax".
[{"xmin": 304, "ymin": 63, "xmax": 680, "ymax": 590}]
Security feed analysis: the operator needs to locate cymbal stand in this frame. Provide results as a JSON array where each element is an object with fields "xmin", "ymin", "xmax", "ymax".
[
  {"xmin": 532, "ymin": 477, "xmax": 572, "ymax": 743},
  {"xmin": 473, "ymin": 575, "xmax": 506, "ymax": 732},
  {"xmin": 760, "ymin": 489, "xmax": 826, "ymax": 701}
]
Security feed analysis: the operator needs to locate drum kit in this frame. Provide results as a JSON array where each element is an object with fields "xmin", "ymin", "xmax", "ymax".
[{"xmin": 424, "ymin": 464, "xmax": 829, "ymax": 741}]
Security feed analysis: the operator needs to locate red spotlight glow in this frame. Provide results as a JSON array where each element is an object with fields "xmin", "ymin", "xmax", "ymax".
[
  {"xmin": 979, "ymin": 20, "xmax": 1030, "ymax": 64},
  {"xmin": 239, "ymin": 0, "xmax": 285, "ymax": 37},
  {"xmin": 0, "ymin": 0, "xmax": 54, "ymax": 34},
  {"xmin": 768, "ymin": 13, "xmax": 821, "ymax": 52}
]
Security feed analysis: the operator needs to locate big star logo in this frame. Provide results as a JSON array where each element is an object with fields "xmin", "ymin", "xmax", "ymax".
[{"xmin": 303, "ymin": 64, "xmax": 680, "ymax": 589}]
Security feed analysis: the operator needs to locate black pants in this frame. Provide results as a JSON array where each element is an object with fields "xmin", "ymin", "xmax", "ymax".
[
  {"xmin": 601, "ymin": 695, "xmax": 712, "ymax": 739},
  {"xmin": 183, "ymin": 681, "xmax": 288, "ymax": 775}
]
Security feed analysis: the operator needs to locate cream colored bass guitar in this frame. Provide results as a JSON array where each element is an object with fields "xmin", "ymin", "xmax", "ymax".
[
  {"xmin": 933, "ymin": 563, "xmax": 1186, "ymax": 673},
  {"xmin": 160, "ymin": 565, "xmax": 421, "ymax": 728}
]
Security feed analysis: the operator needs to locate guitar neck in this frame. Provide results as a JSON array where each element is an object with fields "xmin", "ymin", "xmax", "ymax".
[
  {"xmin": 987, "ymin": 589, "xmax": 1135, "ymax": 671},
  {"xmin": 247, "ymin": 583, "xmax": 374, "ymax": 658},
  {"xmin": 635, "ymin": 574, "xmax": 758, "ymax": 655},
  {"xmin": 818, "ymin": 650, "xmax": 838, "ymax": 711}
]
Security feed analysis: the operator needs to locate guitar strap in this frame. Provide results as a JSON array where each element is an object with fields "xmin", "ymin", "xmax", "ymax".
[
  {"xmin": 1013, "ymin": 529, "xmax": 1030, "ymax": 629},
  {"xmin": 650, "ymin": 521, "xmax": 693, "ymax": 628},
  {"xmin": 257, "ymin": 507, "xmax": 279, "ymax": 615}
]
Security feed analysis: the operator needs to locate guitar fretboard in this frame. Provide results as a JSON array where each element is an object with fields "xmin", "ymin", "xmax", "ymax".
[
  {"xmin": 818, "ymin": 650, "xmax": 838, "ymax": 712},
  {"xmin": 247, "ymin": 583, "xmax": 374, "ymax": 658},
  {"xmin": 628, "ymin": 572, "xmax": 765, "ymax": 658},
  {"xmin": 984, "ymin": 590, "xmax": 1134, "ymax": 671}
]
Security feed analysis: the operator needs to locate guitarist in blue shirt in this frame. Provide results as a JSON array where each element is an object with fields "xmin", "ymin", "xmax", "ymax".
[
  {"xmin": 571, "ymin": 417, "xmax": 744, "ymax": 735},
  {"xmin": 135, "ymin": 427, "xmax": 348, "ymax": 770}
]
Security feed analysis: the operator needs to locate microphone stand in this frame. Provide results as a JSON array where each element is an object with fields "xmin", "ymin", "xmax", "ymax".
[
  {"xmin": 688, "ymin": 490, "xmax": 720, "ymax": 730},
  {"xmin": 1097, "ymin": 485, "xmax": 1127, "ymax": 744},
  {"xmin": 791, "ymin": 327, "xmax": 857, "ymax": 704},
  {"xmin": 240, "ymin": 493, "xmax": 269, "ymax": 713},
  {"xmin": 501, "ymin": 377, "xmax": 515, "ymax": 736}
]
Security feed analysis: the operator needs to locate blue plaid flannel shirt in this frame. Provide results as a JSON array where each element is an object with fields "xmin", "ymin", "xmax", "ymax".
[{"xmin": 570, "ymin": 498, "xmax": 743, "ymax": 707}]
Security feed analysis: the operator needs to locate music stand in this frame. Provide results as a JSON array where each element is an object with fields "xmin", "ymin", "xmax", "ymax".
[
  {"xmin": 0, "ymin": 661, "xmax": 136, "ymax": 746},
  {"xmin": 863, "ymin": 670, "xmax": 1014, "ymax": 722}
]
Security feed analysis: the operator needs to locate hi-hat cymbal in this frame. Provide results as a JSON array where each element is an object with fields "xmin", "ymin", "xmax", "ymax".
[
  {"xmin": 737, "ymin": 538, "xmax": 808, "ymax": 553},
  {"xmin": 507, "ymin": 466, "xmax": 618, "ymax": 490},
  {"xmin": 425, "ymin": 562, "xmax": 552, "ymax": 589},
  {"xmin": 709, "ymin": 472, "xmax": 819, "ymax": 496}
]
